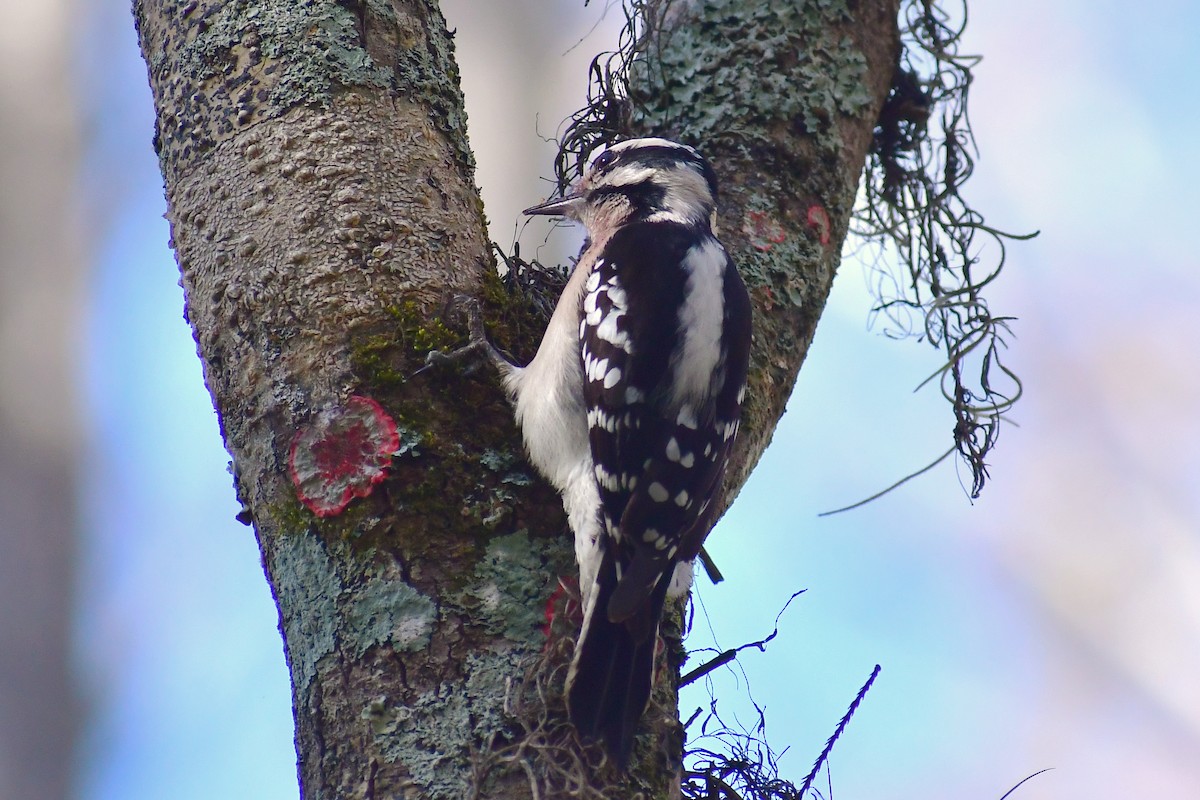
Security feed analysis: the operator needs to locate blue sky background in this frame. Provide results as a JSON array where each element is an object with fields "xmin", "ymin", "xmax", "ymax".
[{"xmin": 72, "ymin": 1, "xmax": 1200, "ymax": 798}]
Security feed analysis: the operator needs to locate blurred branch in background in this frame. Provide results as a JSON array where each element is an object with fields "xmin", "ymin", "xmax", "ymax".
[{"xmin": 0, "ymin": 1, "xmax": 85, "ymax": 798}]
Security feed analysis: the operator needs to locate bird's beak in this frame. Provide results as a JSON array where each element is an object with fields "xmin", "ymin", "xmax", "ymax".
[{"xmin": 522, "ymin": 192, "xmax": 583, "ymax": 217}]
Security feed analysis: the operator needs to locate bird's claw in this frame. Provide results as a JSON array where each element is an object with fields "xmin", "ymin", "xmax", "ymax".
[
  {"xmin": 451, "ymin": 295, "xmax": 488, "ymax": 347},
  {"xmin": 421, "ymin": 338, "xmax": 486, "ymax": 371},
  {"xmin": 411, "ymin": 295, "xmax": 496, "ymax": 379}
]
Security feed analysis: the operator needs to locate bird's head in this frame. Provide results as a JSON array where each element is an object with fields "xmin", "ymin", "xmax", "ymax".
[{"xmin": 524, "ymin": 138, "xmax": 719, "ymax": 231}]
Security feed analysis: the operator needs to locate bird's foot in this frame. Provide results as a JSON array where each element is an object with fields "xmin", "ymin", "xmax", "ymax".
[{"xmin": 413, "ymin": 295, "xmax": 504, "ymax": 378}]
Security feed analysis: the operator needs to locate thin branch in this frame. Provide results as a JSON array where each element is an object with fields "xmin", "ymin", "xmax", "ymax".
[
  {"xmin": 819, "ymin": 445, "xmax": 955, "ymax": 516},
  {"xmin": 998, "ymin": 768, "xmax": 1054, "ymax": 800},
  {"xmin": 798, "ymin": 665, "xmax": 882, "ymax": 797},
  {"xmin": 679, "ymin": 590, "xmax": 804, "ymax": 688}
]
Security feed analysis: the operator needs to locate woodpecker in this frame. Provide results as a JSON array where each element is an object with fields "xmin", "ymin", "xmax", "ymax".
[{"xmin": 468, "ymin": 137, "xmax": 751, "ymax": 766}]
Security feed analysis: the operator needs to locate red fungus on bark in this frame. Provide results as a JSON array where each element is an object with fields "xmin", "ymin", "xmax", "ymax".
[
  {"xmin": 742, "ymin": 210, "xmax": 788, "ymax": 252},
  {"xmin": 806, "ymin": 204, "xmax": 831, "ymax": 246},
  {"xmin": 288, "ymin": 395, "xmax": 400, "ymax": 517}
]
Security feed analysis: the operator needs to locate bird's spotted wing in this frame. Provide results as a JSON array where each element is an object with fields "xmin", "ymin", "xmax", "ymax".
[{"xmin": 580, "ymin": 222, "xmax": 750, "ymax": 626}]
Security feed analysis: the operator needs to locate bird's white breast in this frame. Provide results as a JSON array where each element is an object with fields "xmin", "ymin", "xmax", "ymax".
[{"xmin": 504, "ymin": 248, "xmax": 596, "ymax": 492}]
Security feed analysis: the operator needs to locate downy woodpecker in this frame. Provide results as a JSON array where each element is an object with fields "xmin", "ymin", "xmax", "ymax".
[{"xmin": 475, "ymin": 138, "xmax": 751, "ymax": 766}]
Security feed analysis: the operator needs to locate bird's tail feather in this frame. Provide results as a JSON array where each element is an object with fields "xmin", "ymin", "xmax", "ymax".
[{"xmin": 566, "ymin": 553, "xmax": 670, "ymax": 768}]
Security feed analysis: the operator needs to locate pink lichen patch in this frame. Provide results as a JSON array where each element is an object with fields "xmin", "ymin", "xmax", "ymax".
[
  {"xmin": 806, "ymin": 204, "xmax": 831, "ymax": 246},
  {"xmin": 742, "ymin": 210, "xmax": 787, "ymax": 252},
  {"xmin": 288, "ymin": 395, "xmax": 400, "ymax": 517}
]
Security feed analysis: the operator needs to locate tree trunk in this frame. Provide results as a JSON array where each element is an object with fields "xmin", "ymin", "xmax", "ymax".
[{"xmin": 133, "ymin": 0, "xmax": 898, "ymax": 797}]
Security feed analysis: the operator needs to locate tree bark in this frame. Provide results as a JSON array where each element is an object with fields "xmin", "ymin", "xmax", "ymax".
[{"xmin": 133, "ymin": 0, "xmax": 898, "ymax": 797}]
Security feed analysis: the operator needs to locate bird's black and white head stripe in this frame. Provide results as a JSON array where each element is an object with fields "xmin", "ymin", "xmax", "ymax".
[
  {"xmin": 585, "ymin": 138, "xmax": 719, "ymax": 204},
  {"xmin": 525, "ymin": 137, "xmax": 720, "ymax": 229}
]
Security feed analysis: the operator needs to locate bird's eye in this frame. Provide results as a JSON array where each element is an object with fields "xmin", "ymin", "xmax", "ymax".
[{"xmin": 591, "ymin": 150, "xmax": 616, "ymax": 172}]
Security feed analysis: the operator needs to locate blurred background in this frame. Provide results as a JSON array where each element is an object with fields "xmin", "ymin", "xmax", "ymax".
[{"xmin": 2, "ymin": 0, "xmax": 1198, "ymax": 798}]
